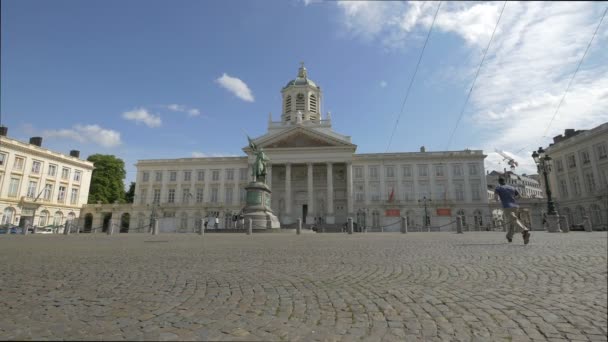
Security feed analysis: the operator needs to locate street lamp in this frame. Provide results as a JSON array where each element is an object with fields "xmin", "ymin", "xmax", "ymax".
[
  {"xmin": 418, "ymin": 196, "xmax": 432, "ymax": 231},
  {"xmin": 532, "ymin": 147, "xmax": 556, "ymax": 215}
]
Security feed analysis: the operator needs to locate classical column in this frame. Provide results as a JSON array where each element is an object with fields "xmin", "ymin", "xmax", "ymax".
[
  {"xmin": 306, "ymin": 163, "xmax": 314, "ymax": 224},
  {"xmin": 346, "ymin": 162, "xmax": 354, "ymax": 217},
  {"xmin": 285, "ymin": 163, "xmax": 292, "ymax": 223},
  {"xmin": 326, "ymin": 162, "xmax": 335, "ymax": 224}
]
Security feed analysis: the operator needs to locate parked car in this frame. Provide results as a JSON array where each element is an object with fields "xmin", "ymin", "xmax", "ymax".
[
  {"xmin": 0, "ymin": 228, "xmax": 7, "ymax": 234},
  {"xmin": 0, "ymin": 224, "xmax": 21, "ymax": 234}
]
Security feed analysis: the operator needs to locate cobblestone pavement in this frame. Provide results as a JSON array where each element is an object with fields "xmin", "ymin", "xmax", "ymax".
[{"xmin": 0, "ymin": 232, "xmax": 606, "ymax": 341}]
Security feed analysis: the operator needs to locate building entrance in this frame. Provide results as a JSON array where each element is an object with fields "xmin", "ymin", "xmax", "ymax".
[{"xmin": 302, "ymin": 205, "xmax": 308, "ymax": 224}]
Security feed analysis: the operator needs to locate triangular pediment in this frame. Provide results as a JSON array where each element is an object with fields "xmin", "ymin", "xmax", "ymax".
[{"xmin": 257, "ymin": 127, "xmax": 354, "ymax": 149}]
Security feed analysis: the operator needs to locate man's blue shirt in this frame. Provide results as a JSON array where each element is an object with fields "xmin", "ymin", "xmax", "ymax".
[{"xmin": 495, "ymin": 185, "xmax": 520, "ymax": 208}]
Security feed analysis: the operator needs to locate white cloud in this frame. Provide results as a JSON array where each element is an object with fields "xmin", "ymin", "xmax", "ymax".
[
  {"xmin": 43, "ymin": 124, "xmax": 122, "ymax": 148},
  {"xmin": 166, "ymin": 104, "xmax": 201, "ymax": 117},
  {"xmin": 380, "ymin": 81, "xmax": 388, "ymax": 88},
  {"xmin": 122, "ymin": 108, "xmax": 162, "ymax": 127},
  {"xmin": 215, "ymin": 73, "xmax": 255, "ymax": 102}
]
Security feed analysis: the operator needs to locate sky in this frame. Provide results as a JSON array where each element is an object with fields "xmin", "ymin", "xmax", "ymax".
[{"xmin": 2, "ymin": 0, "xmax": 607, "ymax": 186}]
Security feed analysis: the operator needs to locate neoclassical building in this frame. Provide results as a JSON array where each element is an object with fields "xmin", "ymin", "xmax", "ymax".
[
  {"xmin": 81, "ymin": 65, "xmax": 491, "ymax": 232},
  {"xmin": 0, "ymin": 127, "xmax": 94, "ymax": 231}
]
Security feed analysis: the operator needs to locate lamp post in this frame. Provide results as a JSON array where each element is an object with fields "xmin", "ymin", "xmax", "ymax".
[
  {"xmin": 418, "ymin": 196, "xmax": 432, "ymax": 232},
  {"xmin": 532, "ymin": 147, "xmax": 561, "ymax": 232}
]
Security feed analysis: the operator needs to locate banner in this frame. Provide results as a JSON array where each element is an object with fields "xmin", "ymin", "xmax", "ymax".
[
  {"xmin": 385, "ymin": 209, "xmax": 400, "ymax": 217},
  {"xmin": 436, "ymin": 208, "xmax": 451, "ymax": 216}
]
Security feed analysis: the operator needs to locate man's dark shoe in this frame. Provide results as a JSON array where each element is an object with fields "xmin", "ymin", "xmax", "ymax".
[
  {"xmin": 506, "ymin": 236, "xmax": 512, "ymax": 243},
  {"xmin": 523, "ymin": 230, "xmax": 531, "ymax": 245}
]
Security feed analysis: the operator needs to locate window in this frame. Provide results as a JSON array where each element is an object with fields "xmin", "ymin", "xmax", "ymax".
[
  {"xmin": 61, "ymin": 168, "xmax": 70, "ymax": 180},
  {"xmin": 354, "ymin": 167, "xmax": 363, "ymax": 179},
  {"xmin": 580, "ymin": 150, "xmax": 591, "ymax": 165},
  {"xmin": 418, "ymin": 182, "xmax": 429, "ymax": 199},
  {"xmin": 309, "ymin": 94, "xmax": 317, "ymax": 113},
  {"xmin": 418, "ymin": 165, "xmax": 428, "ymax": 177},
  {"xmin": 401, "ymin": 181, "xmax": 414, "ymax": 201},
  {"xmin": 211, "ymin": 188, "xmax": 219, "ymax": 203},
  {"xmin": 468, "ymin": 164, "xmax": 479, "ymax": 176},
  {"xmin": 153, "ymin": 189, "xmax": 161, "ymax": 204},
  {"xmin": 73, "ymin": 170, "xmax": 81, "ymax": 182},
  {"xmin": 168, "ymin": 189, "xmax": 175, "ymax": 203},
  {"xmin": 197, "ymin": 170, "xmax": 205, "ymax": 181},
  {"xmin": 31, "ymin": 160, "xmax": 42, "ymax": 174},
  {"xmin": 180, "ymin": 213, "xmax": 188, "ymax": 230},
  {"xmin": 595, "ymin": 143, "xmax": 607, "ymax": 160},
  {"xmin": 184, "ymin": 171, "xmax": 191, "ymax": 182},
  {"xmin": 53, "ymin": 212, "xmax": 63, "ymax": 226},
  {"xmin": 567, "ymin": 154, "xmax": 576, "ymax": 168},
  {"xmin": 142, "ymin": 172, "xmax": 149, "ymax": 182},
  {"xmin": 27, "ymin": 181, "xmax": 38, "ymax": 198},
  {"xmin": 240, "ymin": 188, "xmax": 246, "ymax": 203},
  {"xmin": 454, "ymin": 182, "xmax": 465, "ymax": 201},
  {"xmin": 386, "ymin": 166, "xmax": 395, "ymax": 178},
  {"xmin": 584, "ymin": 172, "xmax": 595, "ymax": 193},
  {"xmin": 239, "ymin": 168, "xmax": 247, "ymax": 181},
  {"xmin": 57, "ymin": 186, "xmax": 66, "ymax": 202},
  {"xmin": 559, "ymin": 179, "xmax": 568, "ymax": 198},
  {"xmin": 435, "ymin": 182, "xmax": 446, "ymax": 200},
  {"xmin": 182, "ymin": 188, "xmax": 191, "ymax": 203},
  {"xmin": 571, "ymin": 176, "xmax": 581, "ymax": 195},
  {"xmin": 2, "ymin": 207, "xmax": 15, "ymax": 225},
  {"xmin": 370, "ymin": 183, "xmax": 380, "ymax": 201},
  {"xmin": 435, "ymin": 165, "xmax": 445, "ymax": 177},
  {"xmin": 452, "ymin": 164, "xmax": 463, "ymax": 177},
  {"xmin": 556, "ymin": 159, "xmax": 564, "ymax": 172},
  {"xmin": 155, "ymin": 171, "xmax": 162, "ymax": 182},
  {"xmin": 43, "ymin": 184, "xmax": 53, "ymax": 200},
  {"xmin": 196, "ymin": 188, "xmax": 204, "ymax": 203},
  {"xmin": 285, "ymin": 95, "xmax": 292, "ymax": 114},
  {"xmin": 296, "ymin": 93, "xmax": 305, "ymax": 111},
  {"xmin": 0, "ymin": 153, "xmax": 6, "ymax": 166},
  {"xmin": 8, "ymin": 178, "xmax": 20, "ymax": 197},
  {"xmin": 169, "ymin": 171, "xmax": 177, "ymax": 182},
  {"xmin": 70, "ymin": 188, "xmax": 79, "ymax": 204},
  {"xmin": 369, "ymin": 166, "xmax": 378, "ymax": 179},
  {"xmin": 140, "ymin": 189, "xmax": 147, "ymax": 204},
  {"xmin": 226, "ymin": 169, "xmax": 234, "ymax": 181},
  {"xmin": 355, "ymin": 184, "xmax": 365, "ymax": 202},
  {"xmin": 212, "ymin": 170, "xmax": 220, "ymax": 181},
  {"xmin": 402, "ymin": 165, "xmax": 412, "ymax": 178},
  {"xmin": 38, "ymin": 211, "xmax": 49, "ymax": 226},
  {"xmin": 48, "ymin": 164, "xmax": 57, "ymax": 177},
  {"xmin": 225, "ymin": 187, "xmax": 233, "ymax": 204},
  {"xmin": 14, "ymin": 156, "xmax": 24, "ymax": 170},
  {"xmin": 471, "ymin": 182, "xmax": 481, "ymax": 201}
]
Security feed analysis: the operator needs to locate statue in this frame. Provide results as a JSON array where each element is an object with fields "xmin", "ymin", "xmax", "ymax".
[{"xmin": 248, "ymin": 135, "xmax": 269, "ymax": 183}]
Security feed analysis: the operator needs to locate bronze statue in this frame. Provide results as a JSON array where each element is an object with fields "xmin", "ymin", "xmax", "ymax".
[{"xmin": 248, "ymin": 136, "xmax": 269, "ymax": 183}]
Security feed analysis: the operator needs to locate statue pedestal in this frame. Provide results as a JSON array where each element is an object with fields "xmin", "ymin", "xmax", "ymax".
[
  {"xmin": 546, "ymin": 214, "xmax": 561, "ymax": 233},
  {"xmin": 243, "ymin": 182, "xmax": 280, "ymax": 230}
]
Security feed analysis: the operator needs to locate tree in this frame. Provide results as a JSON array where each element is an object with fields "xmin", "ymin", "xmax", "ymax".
[
  {"xmin": 87, "ymin": 154, "xmax": 126, "ymax": 204},
  {"xmin": 125, "ymin": 182, "xmax": 136, "ymax": 203}
]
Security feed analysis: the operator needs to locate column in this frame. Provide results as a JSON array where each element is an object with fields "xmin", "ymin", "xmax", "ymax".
[
  {"xmin": 380, "ymin": 163, "xmax": 386, "ymax": 202},
  {"xmin": 326, "ymin": 162, "xmax": 335, "ymax": 224},
  {"xmin": 285, "ymin": 163, "xmax": 292, "ymax": 223},
  {"xmin": 346, "ymin": 162, "xmax": 354, "ymax": 217},
  {"xmin": 306, "ymin": 163, "xmax": 314, "ymax": 224}
]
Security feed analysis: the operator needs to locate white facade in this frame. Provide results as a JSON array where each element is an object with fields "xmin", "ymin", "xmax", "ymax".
[
  {"xmin": 0, "ymin": 132, "xmax": 94, "ymax": 230},
  {"xmin": 486, "ymin": 170, "xmax": 544, "ymax": 199},
  {"xmin": 83, "ymin": 65, "xmax": 490, "ymax": 232},
  {"xmin": 545, "ymin": 124, "xmax": 608, "ymax": 230}
]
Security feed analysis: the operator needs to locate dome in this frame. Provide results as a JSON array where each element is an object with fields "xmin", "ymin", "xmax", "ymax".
[{"xmin": 283, "ymin": 63, "xmax": 319, "ymax": 89}]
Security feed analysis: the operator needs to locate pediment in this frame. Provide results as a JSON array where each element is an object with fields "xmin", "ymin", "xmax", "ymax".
[{"xmin": 257, "ymin": 127, "xmax": 353, "ymax": 149}]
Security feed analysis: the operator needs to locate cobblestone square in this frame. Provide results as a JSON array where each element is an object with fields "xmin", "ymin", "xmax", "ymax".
[{"xmin": 0, "ymin": 232, "xmax": 606, "ymax": 341}]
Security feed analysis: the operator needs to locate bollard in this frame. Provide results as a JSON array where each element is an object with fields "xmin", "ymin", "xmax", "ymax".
[
  {"xmin": 583, "ymin": 216, "xmax": 592, "ymax": 232},
  {"xmin": 153, "ymin": 220, "xmax": 159, "ymax": 235},
  {"xmin": 247, "ymin": 218, "xmax": 252, "ymax": 235},
  {"xmin": 401, "ymin": 216, "xmax": 407, "ymax": 234},
  {"xmin": 199, "ymin": 223, "xmax": 204, "ymax": 236},
  {"xmin": 348, "ymin": 217, "xmax": 353, "ymax": 235},
  {"xmin": 296, "ymin": 219, "xmax": 301, "ymax": 235},
  {"xmin": 456, "ymin": 216, "xmax": 463, "ymax": 234},
  {"xmin": 107, "ymin": 222, "xmax": 113, "ymax": 235}
]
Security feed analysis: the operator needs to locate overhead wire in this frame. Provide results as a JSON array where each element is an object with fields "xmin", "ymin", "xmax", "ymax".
[
  {"xmin": 385, "ymin": 1, "xmax": 442, "ymax": 153},
  {"xmin": 445, "ymin": 1, "xmax": 508, "ymax": 151},
  {"xmin": 513, "ymin": 6, "xmax": 608, "ymax": 156}
]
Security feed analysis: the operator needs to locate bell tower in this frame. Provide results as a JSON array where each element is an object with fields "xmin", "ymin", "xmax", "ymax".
[{"xmin": 281, "ymin": 63, "xmax": 323, "ymax": 125}]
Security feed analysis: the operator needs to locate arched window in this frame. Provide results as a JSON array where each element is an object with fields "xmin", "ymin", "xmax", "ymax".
[
  {"xmin": 589, "ymin": 204, "xmax": 602, "ymax": 227},
  {"xmin": 67, "ymin": 212, "xmax": 76, "ymax": 222},
  {"xmin": 53, "ymin": 211, "xmax": 63, "ymax": 227},
  {"xmin": 309, "ymin": 94, "xmax": 317, "ymax": 114},
  {"xmin": 285, "ymin": 95, "xmax": 292, "ymax": 114},
  {"xmin": 179, "ymin": 212, "xmax": 188, "ymax": 231},
  {"xmin": 39, "ymin": 210, "xmax": 50, "ymax": 226},
  {"xmin": 296, "ymin": 93, "xmax": 305, "ymax": 112},
  {"xmin": 575, "ymin": 206, "xmax": 586, "ymax": 224},
  {"xmin": 2, "ymin": 207, "xmax": 15, "ymax": 225}
]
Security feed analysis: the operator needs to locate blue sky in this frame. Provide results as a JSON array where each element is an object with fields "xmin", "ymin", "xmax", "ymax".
[{"xmin": 2, "ymin": 1, "xmax": 607, "ymax": 185}]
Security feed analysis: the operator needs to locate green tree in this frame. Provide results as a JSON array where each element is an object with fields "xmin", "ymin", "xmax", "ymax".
[
  {"xmin": 87, "ymin": 154, "xmax": 126, "ymax": 204},
  {"xmin": 125, "ymin": 182, "xmax": 136, "ymax": 203}
]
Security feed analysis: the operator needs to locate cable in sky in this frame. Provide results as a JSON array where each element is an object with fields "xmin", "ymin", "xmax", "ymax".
[
  {"xmin": 445, "ymin": 1, "xmax": 507, "ymax": 151},
  {"xmin": 385, "ymin": 1, "xmax": 441, "ymax": 153}
]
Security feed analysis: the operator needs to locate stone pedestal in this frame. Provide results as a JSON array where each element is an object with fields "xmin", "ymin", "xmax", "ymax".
[
  {"xmin": 242, "ymin": 182, "xmax": 280, "ymax": 230},
  {"xmin": 546, "ymin": 214, "xmax": 561, "ymax": 233}
]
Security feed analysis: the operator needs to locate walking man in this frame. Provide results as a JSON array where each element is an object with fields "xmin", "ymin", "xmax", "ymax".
[{"xmin": 495, "ymin": 177, "xmax": 531, "ymax": 244}]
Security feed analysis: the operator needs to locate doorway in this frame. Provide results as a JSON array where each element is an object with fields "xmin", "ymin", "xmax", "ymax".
[{"xmin": 302, "ymin": 205, "xmax": 308, "ymax": 224}]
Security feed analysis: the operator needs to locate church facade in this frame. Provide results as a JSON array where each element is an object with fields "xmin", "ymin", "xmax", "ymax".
[{"xmin": 81, "ymin": 65, "xmax": 490, "ymax": 233}]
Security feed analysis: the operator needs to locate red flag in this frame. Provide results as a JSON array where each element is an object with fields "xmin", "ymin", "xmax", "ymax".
[{"xmin": 388, "ymin": 188, "xmax": 395, "ymax": 202}]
